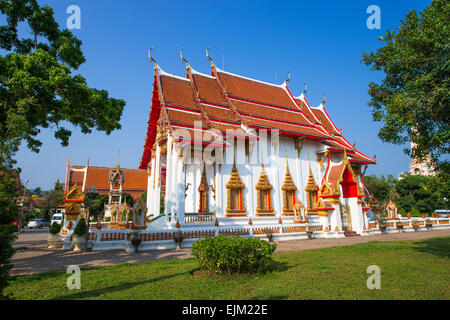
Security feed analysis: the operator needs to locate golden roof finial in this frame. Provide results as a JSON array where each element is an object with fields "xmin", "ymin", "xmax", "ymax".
[
  {"xmin": 285, "ymin": 72, "xmax": 290, "ymax": 83},
  {"xmin": 374, "ymin": 154, "xmax": 377, "ymax": 161},
  {"xmin": 339, "ymin": 127, "xmax": 343, "ymax": 135},
  {"xmin": 352, "ymin": 141, "xmax": 356, "ymax": 150},
  {"xmin": 206, "ymin": 47, "xmax": 215, "ymax": 68},
  {"xmin": 148, "ymin": 47, "xmax": 157, "ymax": 71},
  {"xmin": 302, "ymin": 82, "xmax": 307, "ymax": 95},
  {"xmin": 321, "ymin": 94, "xmax": 326, "ymax": 105},
  {"xmin": 180, "ymin": 47, "xmax": 190, "ymax": 70}
]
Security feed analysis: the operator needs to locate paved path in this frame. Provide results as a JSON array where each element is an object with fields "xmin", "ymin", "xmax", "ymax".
[
  {"xmin": 275, "ymin": 229, "xmax": 450, "ymax": 251},
  {"xmin": 10, "ymin": 228, "xmax": 450, "ymax": 276}
]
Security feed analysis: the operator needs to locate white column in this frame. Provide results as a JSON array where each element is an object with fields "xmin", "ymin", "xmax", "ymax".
[
  {"xmin": 270, "ymin": 132, "xmax": 281, "ymax": 217},
  {"xmin": 176, "ymin": 156, "xmax": 185, "ymax": 224},
  {"xmin": 164, "ymin": 137, "xmax": 172, "ymax": 215},
  {"xmin": 154, "ymin": 144, "xmax": 161, "ymax": 216},
  {"xmin": 216, "ymin": 163, "xmax": 224, "ymax": 217},
  {"xmin": 147, "ymin": 157, "xmax": 155, "ymax": 215}
]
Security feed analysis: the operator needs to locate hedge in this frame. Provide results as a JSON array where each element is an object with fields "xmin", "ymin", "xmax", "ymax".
[{"xmin": 192, "ymin": 235, "xmax": 277, "ymax": 275}]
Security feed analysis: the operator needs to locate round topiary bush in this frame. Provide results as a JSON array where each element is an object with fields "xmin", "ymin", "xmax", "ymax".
[
  {"xmin": 73, "ymin": 218, "xmax": 87, "ymax": 236},
  {"xmin": 48, "ymin": 222, "xmax": 61, "ymax": 235},
  {"xmin": 192, "ymin": 235, "xmax": 277, "ymax": 275}
]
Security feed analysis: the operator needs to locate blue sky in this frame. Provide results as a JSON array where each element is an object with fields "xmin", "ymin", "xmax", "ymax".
[{"xmin": 12, "ymin": 0, "xmax": 431, "ymax": 190}]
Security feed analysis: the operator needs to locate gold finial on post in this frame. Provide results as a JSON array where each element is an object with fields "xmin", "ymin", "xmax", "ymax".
[
  {"xmin": 321, "ymin": 94, "xmax": 326, "ymax": 105},
  {"xmin": 302, "ymin": 82, "xmax": 307, "ymax": 95},
  {"xmin": 206, "ymin": 47, "xmax": 214, "ymax": 67},
  {"xmin": 180, "ymin": 47, "xmax": 190, "ymax": 70},
  {"xmin": 148, "ymin": 47, "xmax": 157, "ymax": 71},
  {"xmin": 285, "ymin": 72, "xmax": 290, "ymax": 83}
]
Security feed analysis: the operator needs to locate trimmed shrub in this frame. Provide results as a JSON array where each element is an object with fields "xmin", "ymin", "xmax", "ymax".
[
  {"xmin": 48, "ymin": 222, "xmax": 61, "ymax": 235},
  {"xmin": 73, "ymin": 218, "xmax": 87, "ymax": 236},
  {"xmin": 192, "ymin": 235, "xmax": 277, "ymax": 274},
  {"xmin": 411, "ymin": 207, "xmax": 421, "ymax": 217}
]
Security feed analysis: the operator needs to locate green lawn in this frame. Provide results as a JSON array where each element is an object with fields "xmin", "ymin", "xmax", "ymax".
[{"xmin": 6, "ymin": 237, "xmax": 450, "ymax": 300}]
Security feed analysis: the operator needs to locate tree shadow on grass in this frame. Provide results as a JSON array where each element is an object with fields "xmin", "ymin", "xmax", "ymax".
[
  {"xmin": 411, "ymin": 237, "xmax": 450, "ymax": 258},
  {"xmin": 50, "ymin": 271, "xmax": 187, "ymax": 300},
  {"xmin": 270, "ymin": 260, "xmax": 292, "ymax": 273}
]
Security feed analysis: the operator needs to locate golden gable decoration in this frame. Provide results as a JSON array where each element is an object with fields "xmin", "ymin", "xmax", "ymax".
[
  {"xmin": 318, "ymin": 180, "xmax": 341, "ymax": 205},
  {"xmin": 336, "ymin": 150, "xmax": 364, "ymax": 197},
  {"xmin": 255, "ymin": 164, "xmax": 274, "ymax": 216},
  {"xmin": 64, "ymin": 184, "xmax": 85, "ymax": 221}
]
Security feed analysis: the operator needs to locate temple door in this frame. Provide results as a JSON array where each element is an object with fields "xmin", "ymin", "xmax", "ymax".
[
  {"xmin": 340, "ymin": 166, "xmax": 358, "ymax": 232},
  {"xmin": 340, "ymin": 204, "xmax": 352, "ymax": 232}
]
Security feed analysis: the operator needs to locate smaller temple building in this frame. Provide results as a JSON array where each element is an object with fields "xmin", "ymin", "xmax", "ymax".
[{"xmin": 64, "ymin": 159, "xmax": 147, "ymax": 218}]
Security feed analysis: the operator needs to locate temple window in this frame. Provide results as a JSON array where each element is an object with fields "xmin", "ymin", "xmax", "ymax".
[
  {"xmin": 282, "ymin": 160, "xmax": 297, "ymax": 216},
  {"xmin": 255, "ymin": 164, "xmax": 274, "ymax": 216},
  {"xmin": 225, "ymin": 162, "xmax": 246, "ymax": 216},
  {"xmin": 305, "ymin": 165, "xmax": 318, "ymax": 214},
  {"xmin": 198, "ymin": 165, "xmax": 210, "ymax": 213}
]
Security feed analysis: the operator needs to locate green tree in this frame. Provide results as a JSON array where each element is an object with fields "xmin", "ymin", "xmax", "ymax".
[
  {"xmin": 362, "ymin": 0, "xmax": 449, "ymax": 170},
  {"xmin": 122, "ymin": 192, "xmax": 134, "ymax": 208},
  {"xmin": 364, "ymin": 174, "xmax": 396, "ymax": 209},
  {"xmin": 0, "ymin": 166, "xmax": 18, "ymax": 299},
  {"xmin": 33, "ymin": 187, "xmax": 42, "ymax": 196},
  {"xmin": 38, "ymin": 181, "xmax": 64, "ymax": 220},
  {"xmin": 394, "ymin": 175, "xmax": 448, "ymax": 213},
  {"xmin": 0, "ymin": 0, "xmax": 125, "ymax": 158},
  {"xmin": 0, "ymin": 0, "xmax": 125, "ymax": 298},
  {"xmin": 84, "ymin": 193, "xmax": 108, "ymax": 220}
]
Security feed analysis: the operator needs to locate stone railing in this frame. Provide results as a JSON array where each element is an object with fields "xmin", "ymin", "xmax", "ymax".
[
  {"xmin": 184, "ymin": 213, "xmax": 215, "ymax": 224},
  {"xmin": 364, "ymin": 217, "xmax": 450, "ymax": 235},
  {"xmin": 84, "ymin": 221, "xmax": 330, "ymax": 252}
]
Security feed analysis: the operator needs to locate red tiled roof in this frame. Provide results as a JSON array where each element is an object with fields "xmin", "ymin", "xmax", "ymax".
[
  {"xmin": 139, "ymin": 64, "xmax": 376, "ymax": 168},
  {"xmin": 65, "ymin": 166, "xmax": 147, "ymax": 200}
]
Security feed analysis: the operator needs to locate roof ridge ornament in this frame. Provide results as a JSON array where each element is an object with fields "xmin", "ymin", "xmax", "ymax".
[
  {"xmin": 321, "ymin": 94, "xmax": 326, "ymax": 105},
  {"xmin": 302, "ymin": 82, "xmax": 307, "ymax": 95},
  {"xmin": 284, "ymin": 72, "xmax": 290, "ymax": 84},
  {"xmin": 206, "ymin": 47, "xmax": 215, "ymax": 68},
  {"xmin": 148, "ymin": 47, "xmax": 157, "ymax": 71},
  {"xmin": 180, "ymin": 47, "xmax": 190, "ymax": 70}
]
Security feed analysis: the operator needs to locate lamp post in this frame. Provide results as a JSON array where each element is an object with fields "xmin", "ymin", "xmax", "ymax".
[
  {"xmin": 444, "ymin": 197, "xmax": 448, "ymax": 216},
  {"xmin": 85, "ymin": 184, "xmax": 98, "ymax": 250}
]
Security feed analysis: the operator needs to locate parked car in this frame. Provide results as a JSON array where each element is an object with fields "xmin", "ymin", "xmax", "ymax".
[
  {"xmin": 27, "ymin": 219, "xmax": 50, "ymax": 229},
  {"xmin": 434, "ymin": 210, "xmax": 449, "ymax": 218},
  {"xmin": 51, "ymin": 213, "xmax": 64, "ymax": 225}
]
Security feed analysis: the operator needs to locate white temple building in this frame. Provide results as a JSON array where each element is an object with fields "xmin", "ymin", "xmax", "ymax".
[{"xmin": 139, "ymin": 53, "xmax": 379, "ymax": 237}]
